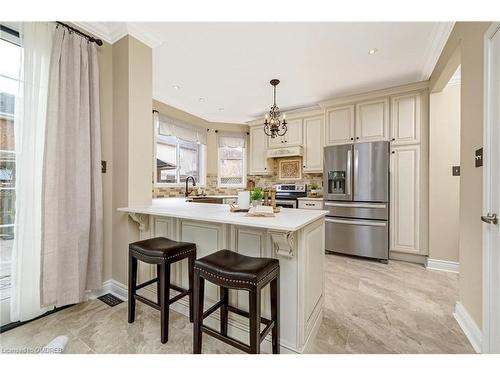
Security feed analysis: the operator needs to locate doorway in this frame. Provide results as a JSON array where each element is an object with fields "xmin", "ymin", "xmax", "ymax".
[{"xmin": 428, "ymin": 67, "xmax": 461, "ymax": 271}]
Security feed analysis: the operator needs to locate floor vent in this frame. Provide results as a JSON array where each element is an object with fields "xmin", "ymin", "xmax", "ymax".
[{"xmin": 98, "ymin": 293, "xmax": 124, "ymax": 307}]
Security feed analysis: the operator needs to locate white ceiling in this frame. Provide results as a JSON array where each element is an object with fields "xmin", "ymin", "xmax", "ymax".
[{"xmin": 78, "ymin": 22, "xmax": 453, "ymax": 124}]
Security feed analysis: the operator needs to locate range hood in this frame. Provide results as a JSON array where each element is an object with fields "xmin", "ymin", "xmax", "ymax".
[{"xmin": 266, "ymin": 146, "xmax": 303, "ymax": 159}]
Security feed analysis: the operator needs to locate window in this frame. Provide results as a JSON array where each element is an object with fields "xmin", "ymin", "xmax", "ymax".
[
  {"xmin": 0, "ymin": 25, "xmax": 21, "ymax": 304},
  {"xmin": 217, "ymin": 133, "xmax": 247, "ymax": 188},
  {"xmin": 154, "ymin": 112, "xmax": 206, "ymax": 186}
]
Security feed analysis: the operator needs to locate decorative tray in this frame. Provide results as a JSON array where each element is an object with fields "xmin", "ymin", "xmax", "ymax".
[{"xmin": 229, "ymin": 205, "xmax": 281, "ymax": 213}]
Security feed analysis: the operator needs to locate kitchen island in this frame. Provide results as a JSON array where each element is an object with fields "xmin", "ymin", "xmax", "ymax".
[{"xmin": 119, "ymin": 198, "xmax": 327, "ymax": 353}]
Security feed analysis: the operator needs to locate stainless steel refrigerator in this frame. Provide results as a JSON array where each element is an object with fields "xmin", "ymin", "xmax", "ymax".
[{"xmin": 323, "ymin": 141, "xmax": 389, "ymax": 262}]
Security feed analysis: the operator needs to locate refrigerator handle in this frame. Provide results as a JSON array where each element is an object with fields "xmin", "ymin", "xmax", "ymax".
[
  {"xmin": 354, "ymin": 147, "xmax": 359, "ymax": 192},
  {"xmin": 346, "ymin": 149, "xmax": 352, "ymax": 196}
]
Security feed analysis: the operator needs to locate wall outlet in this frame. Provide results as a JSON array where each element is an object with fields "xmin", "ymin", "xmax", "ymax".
[{"xmin": 101, "ymin": 160, "xmax": 107, "ymax": 173}]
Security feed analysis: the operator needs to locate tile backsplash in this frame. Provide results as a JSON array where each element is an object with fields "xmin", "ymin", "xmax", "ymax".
[
  {"xmin": 153, "ymin": 158, "xmax": 323, "ymax": 198},
  {"xmin": 153, "ymin": 174, "xmax": 246, "ymax": 198}
]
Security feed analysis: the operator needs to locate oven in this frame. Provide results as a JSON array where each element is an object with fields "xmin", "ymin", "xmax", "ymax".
[{"xmin": 274, "ymin": 184, "xmax": 307, "ymax": 209}]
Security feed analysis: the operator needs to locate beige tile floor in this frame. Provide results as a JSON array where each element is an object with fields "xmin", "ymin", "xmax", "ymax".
[{"xmin": 0, "ymin": 254, "xmax": 474, "ymax": 354}]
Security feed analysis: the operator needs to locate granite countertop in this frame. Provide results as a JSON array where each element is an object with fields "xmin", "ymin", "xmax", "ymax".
[{"xmin": 119, "ymin": 198, "xmax": 327, "ymax": 232}]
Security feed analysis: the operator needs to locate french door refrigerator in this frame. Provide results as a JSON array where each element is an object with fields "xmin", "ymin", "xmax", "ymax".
[{"xmin": 323, "ymin": 141, "xmax": 389, "ymax": 262}]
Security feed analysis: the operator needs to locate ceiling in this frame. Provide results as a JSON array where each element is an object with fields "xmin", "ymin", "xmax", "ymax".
[{"xmin": 78, "ymin": 22, "xmax": 453, "ymax": 124}]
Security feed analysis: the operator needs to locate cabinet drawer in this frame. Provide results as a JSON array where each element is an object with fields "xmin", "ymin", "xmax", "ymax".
[{"xmin": 298, "ymin": 200, "xmax": 324, "ymax": 210}]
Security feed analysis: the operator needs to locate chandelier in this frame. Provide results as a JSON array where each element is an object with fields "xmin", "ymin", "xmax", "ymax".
[{"xmin": 263, "ymin": 79, "xmax": 287, "ymax": 138}]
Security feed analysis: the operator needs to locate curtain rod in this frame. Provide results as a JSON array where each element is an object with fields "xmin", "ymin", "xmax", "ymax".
[{"xmin": 56, "ymin": 22, "xmax": 103, "ymax": 46}]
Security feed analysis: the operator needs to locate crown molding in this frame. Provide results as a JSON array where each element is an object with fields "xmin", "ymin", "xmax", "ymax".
[
  {"xmin": 73, "ymin": 22, "xmax": 162, "ymax": 48},
  {"xmin": 318, "ymin": 80, "xmax": 429, "ymax": 109},
  {"xmin": 420, "ymin": 22, "xmax": 455, "ymax": 81},
  {"xmin": 126, "ymin": 23, "xmax": 163, "ymax": 49}
]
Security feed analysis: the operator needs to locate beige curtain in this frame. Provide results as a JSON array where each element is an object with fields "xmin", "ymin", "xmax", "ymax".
[{"xmin": 40, "ymin": 26, "xmax": 103, "ymax": 307}]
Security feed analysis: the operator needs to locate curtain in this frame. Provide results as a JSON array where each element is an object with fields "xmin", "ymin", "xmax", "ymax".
[
  {"xmin": 10, "ymin": 22, "xmax": 53, "ymax": 321},
  {"xmin": 217, "ymin": 132, "xmax": 247, "ymax": 148},
  {"xmin": 158, "ymin": 113, "xmax": 207, "ymax": 144},
  {"xmin": 40, "ymin": 26, "xmax": 103, "ymax": 307}
]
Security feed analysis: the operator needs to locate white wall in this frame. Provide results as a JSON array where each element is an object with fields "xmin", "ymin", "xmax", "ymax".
[{"xmin": 429, "ymin": 79, "xmax": 461, "ymax": 262}]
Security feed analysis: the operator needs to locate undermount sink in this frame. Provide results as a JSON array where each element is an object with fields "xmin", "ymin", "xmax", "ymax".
[{"xmin": 185, "ymin": 197, "xmax": 223, "ymax": 204}]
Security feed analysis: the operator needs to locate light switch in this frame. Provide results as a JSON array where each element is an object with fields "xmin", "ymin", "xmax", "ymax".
[
  {"xmin": 475, "ymin": 148, "xmax": 483, "ymax": 168},
  {"xmin": 452, "ymin": 166, "xmax": 460, "ymax": 176},
  {"xmin": 101, "ymin": 160, "xmax": 107, "ymax": 173}
]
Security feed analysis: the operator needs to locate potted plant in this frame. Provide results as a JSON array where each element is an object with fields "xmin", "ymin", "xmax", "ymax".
[
  {"xmin": 309, "ymin": 183, "xmax": 319, "ymax": 197},
  {"xmin": 250, "ymin": 187, "xmax": 264, "ymax": 207}
]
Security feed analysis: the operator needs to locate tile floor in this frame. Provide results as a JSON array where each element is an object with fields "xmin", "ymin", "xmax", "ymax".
[{"xmin": 0, "ymin": 254, "xmax": 474, "ymax": 354}]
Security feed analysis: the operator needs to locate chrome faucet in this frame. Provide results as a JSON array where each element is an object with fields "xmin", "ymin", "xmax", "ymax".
[{"xmin": 185, "ymin": 176, "xmax": 196, "ymax": 197}]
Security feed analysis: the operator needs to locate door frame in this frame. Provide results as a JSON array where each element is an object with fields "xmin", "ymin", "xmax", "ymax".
[{"xmin": 482, "ymin": 22, "xmax": 500, "ymax": 354}]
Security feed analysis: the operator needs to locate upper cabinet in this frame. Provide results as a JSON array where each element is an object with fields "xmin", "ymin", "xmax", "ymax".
[
  {"xmin": 268, "ymin": 118, "xmax": 303, "ymax": 148},
  {"xmin": 325, "ymin": 105, "xmax": 355, "ymax": 145},
  {"xmin": 285, "ymin": 119, "xmax": 303, "ymax": 146},
  {"xmin": 390, "ymin": 93, "xmax": 421, "ymax": 145},
  {"xmin": 355, "ymin": 98, "xmax": 389, "ymax": 142},
  {"xmin": 249, "ymin": 125, "xmax": 271, "ymax": 175},
  {"xmin": 303, "ymin": 116, "xmax": 324, "ymax": 172}
]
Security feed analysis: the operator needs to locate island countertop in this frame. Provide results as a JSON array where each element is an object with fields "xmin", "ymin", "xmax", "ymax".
[{"xmin": 119, "ymin": 198, "xmax": 327, "ymax": 232}]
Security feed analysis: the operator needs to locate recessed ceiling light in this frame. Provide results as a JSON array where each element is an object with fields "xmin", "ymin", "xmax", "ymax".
[
  {"xmin": 218, "ymin": 108, "xmax": 225, "ymax": 111},
  {"xmin": 199, "ymin": 97, "xmax": 206, "ymax": 102},
  {"xmin": 172, "ymin": 85, "xmax": 180, "ymax": 90},
  {"xmin": 368, "ymin": 48, "xmax": 378, "ymax": 55}
]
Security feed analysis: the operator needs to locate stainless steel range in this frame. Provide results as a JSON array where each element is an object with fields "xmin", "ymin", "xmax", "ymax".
[
  {"xmin": 323, "ymin": 141, "xmax": 389, "ymax": 262},
  {"xmin": 274, "ymin": 184, "xmax": 307, "ymax": 208}
]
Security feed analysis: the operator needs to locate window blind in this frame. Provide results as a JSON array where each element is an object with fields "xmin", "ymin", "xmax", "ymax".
[
  {"xmin": 217, "ymin": 132, "xmax": 247, "ymax": 148},
  {"xmin": 157, "ymin": 112, "xmax": 207, "ymax": 145}
]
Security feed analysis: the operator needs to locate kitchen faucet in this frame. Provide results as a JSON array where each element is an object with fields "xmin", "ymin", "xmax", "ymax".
[{"xmin": 185, "ymin": 176, "xmax": 196, "ymax": 197}]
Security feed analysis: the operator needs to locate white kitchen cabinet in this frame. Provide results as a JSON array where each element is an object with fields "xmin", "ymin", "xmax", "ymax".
[
  {"xmin": 268, "ymin": 134, "xmax": 285, "ymax": 148},
  {"xmin": 267, "ymin": 118, "xmax": 303, "ymax": 148},
  {"xmin": 284, "ymin": 119, "xmax": 303, "ymax": 146},
  {"xmin": 391, "ymin": 93, "xmax": 421, "ymax": 145},
  {"xmin": 303, "ymin": 116, "xmax": 324, "ymax": 172},
  {"xmin": 249, "ymin": 125, "xmax": 271, "ymax": 174},
  {"xmin": 355, "ymin": 98, "xmax": 389, "ymax": 142},
  {"xmin": 390, "ymin": 145, "xmax": 420, "ymax": 254},
  {"xmin": 325, "ymin": 105, "xmax": 355, "ymax": 145}
]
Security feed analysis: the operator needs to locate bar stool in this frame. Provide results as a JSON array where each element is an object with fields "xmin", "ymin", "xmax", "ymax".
[
  {"xmin": 193, "ymin": 249, "xmax": 280, "ymax": 354},
  {"xmin": 128, "ymin": 237, "xmax": 196, "ymax": 344}
]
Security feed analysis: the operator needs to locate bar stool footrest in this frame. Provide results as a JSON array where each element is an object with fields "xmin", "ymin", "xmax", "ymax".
[
  {"xmin": 134, "ymin": 286, "xmax": 191, "ymax": 311},
  {"xmin": 200, "ymin": 325, "xmax": 250, "ymax": 353},
  {"xmin": 201, "ymin": 300, "xmax": 275, "ymax": 346},
  {"xmin": 136, "ymin": 277, "xmax": 159, "ymax": 290}
]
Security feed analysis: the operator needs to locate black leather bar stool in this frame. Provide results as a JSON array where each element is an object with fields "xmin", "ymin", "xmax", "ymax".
[
  {"xmin": 193, "ymin": 249, "xmax": 280, "ymax": 354},
  {"xmin": 128, "ymin": 237, "xmax": 196, "ymax": 344}
]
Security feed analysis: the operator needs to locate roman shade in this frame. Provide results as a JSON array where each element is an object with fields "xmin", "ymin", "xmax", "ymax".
[
  {"xmin": 217, "ymin": 132, "xmax": 247, "ymax": 148},
  {"xmin": 157, "ymin": 113, "xmax": 207, "ymax": 145}
]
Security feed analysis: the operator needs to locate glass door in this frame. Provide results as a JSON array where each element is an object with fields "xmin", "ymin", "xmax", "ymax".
[{"xmin": 0, "ymin": 24, "xmax": 21, "ymax": 326}]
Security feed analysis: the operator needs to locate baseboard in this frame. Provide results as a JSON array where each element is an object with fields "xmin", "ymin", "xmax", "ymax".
[
  {"xmin": 454, "ymin": 302, "xmax": 482, "ymax": 353},
  {"xmin": 389, "ymin": 251, "xmax": 427, "ymax": 265},
  {"xmin": 426, "ymin": 258, "xmax": 460, "ymax": 273},
  {"xmin": 86, "ymin": 279, "xmax": 128, "ymax": 302},
  {"xmin": 102, "ymin": 279, "xmax": 128, "ymax": 301}
]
